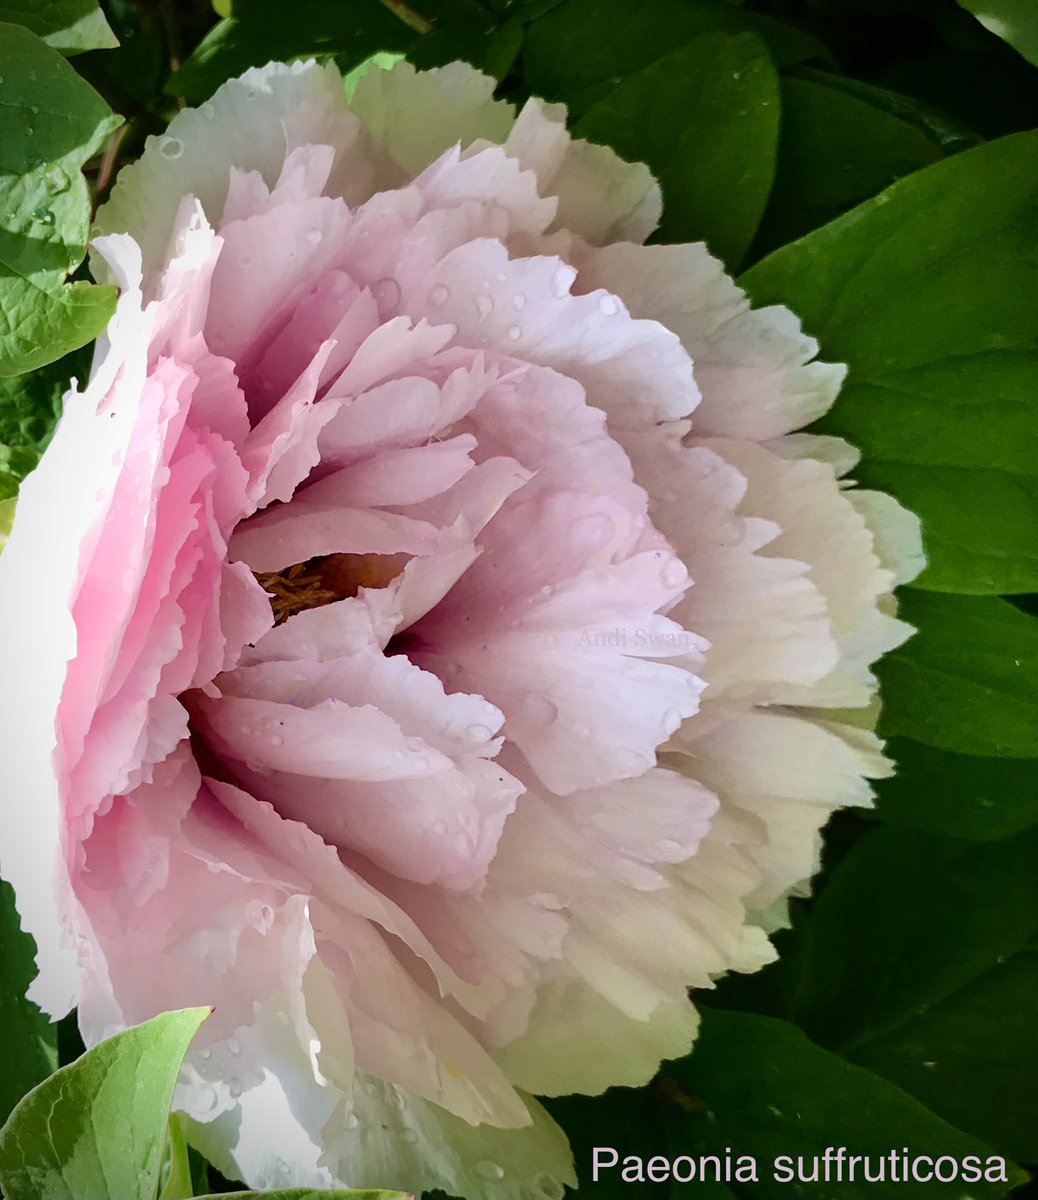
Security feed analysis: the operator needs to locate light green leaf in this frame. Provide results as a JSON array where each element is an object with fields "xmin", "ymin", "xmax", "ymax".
[
  {"xmin": 741, "ymin": 131, "xmax": 1038, "ymax": 594},
  {"xmin": 157, "ymin": 1114, "xmax": 192, "ymax": 1200},
  {"xmin": 0, "ymin": 881, "xmax": 57, "ymax": 1129},
  {"xmin": 0, "ymin": 22, "xmax": 121, "ymax": 376},
  {"xmin": 773, "ymin": 826, "xmax": 1038, "ymax": 1162},
  {"xmin": 0, "ymin": 1007, "xmax": 210, "ymax": 1200},
  {"xmin": 877, "ymin": 591, "xmax": 1038, "ymax": 758},
  {"xmin": 876, "ymin": 738, "xmax": 1038, "ymax": 840},
  {"xmin": 659, "ymin": 1008, "xmax": 1024, "ymax": 1198},
  {"xmin": 574, "ymin": 32, "xmax": 780, "ymax": 267},
  {"xmin": 959, "ymin": 0, "xmax": 1038, "ymax": 65},
  {"xmin": 0, "ymin": 0, "xmax": 117, "ymax": 55}
]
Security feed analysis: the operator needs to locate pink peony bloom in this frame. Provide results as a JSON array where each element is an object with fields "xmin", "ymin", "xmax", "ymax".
[{"xmin": 0, "ymin": 60, "xmax": 922, "ymax": 1198}]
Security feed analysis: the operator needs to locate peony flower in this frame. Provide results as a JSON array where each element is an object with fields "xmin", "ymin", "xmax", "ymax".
[{"xmin": 0, "ymin": 59, "xmax": 923, "ymax": 1198}]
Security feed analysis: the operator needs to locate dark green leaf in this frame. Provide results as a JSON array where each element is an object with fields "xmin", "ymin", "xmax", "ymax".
[
  {"xmin": 771, "ymin": 826, "xmax": 1038, "ymax": 1163},
  {"xmin": 0, "ymin": 881, "xmax": 57, "ymax": 1129},
  {"xmin": 167, "ymin": 0, "xmax": 418, "ymax": 103},
  {"xmin": 0, "ymin": 0, "xmax": 117, "ymax": 55},
  {"xmin": 574, "ymin": 32, "xmax": 779, "ymax": 267},
  {"xmin": 751, "ymin": 74, "xmax": 944, "ymax": 259},
  {"xmin": 0, "ymin": 23, "xmax": 120, "ymax": 375},
  {"xmin": 958, "ymin": 0, "xmax": 1038, "ymax": 66},
  {"xmin": 0, "ymin": 343, "xmax": 85, "ymax": 448},
  {"xmin": 0, "ymin": 1007, "xmax": 210, "ymax": 1200},
  {"xmin": 658, "ymin": 1008, "xmax": 1023, "ymax": 1198},
  {"xmin": 523, "ymin": 0, "xmax": 826, "ymax": 116},
  {"xmin": 0, "ymin": 442, "xmax": 40, "ymax": 499},
  {"xmin": 741, "ymin": 131, "xmax": 1038, "ymax": 594},
  {"xmin": 877, "ymin": 592, "xmax": 1038, "ymax": 758},
  {"xmin": 851, "ymin": 950, "xmax": 1038, "ymax": 1162},
  {"xmin": 875, "ymin": 738, "xmax": 1038, "ymax": 840}
]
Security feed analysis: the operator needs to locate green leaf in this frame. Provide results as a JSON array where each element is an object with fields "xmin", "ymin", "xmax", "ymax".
[
  {"xmin": 574, "ymin": 32, "xmax": 779, "ymax": 267},
  {"xmin": 0, "ymin": 442, "xmax": 41, "ymax": 499},
  {"xmin": 0, "ymin": 343, "xmax": 85, "ymax": 448},
  {"xmin": 0, "ymin": 0, "xmax": 117, "ymax": 55},
  {"xmin": 772, "ymin": 826, "xmax": 1038, "ymax": 1163},
  {"xmin": 0, "ymin": 1007, "xmax": 210, "ymax": 1200},
  {"xmin": 523, "ymin": 0, "xmax": 826, "ymax": 118},
  {"xmin": 157, "ymin": 1114, "xmax": 192, "ymax": 1200},
  {"xmin": 741, "ymin": 131, "xmax": 1038, "ymax": 595},
  {"xmin": 193, "ymin": 1191, "xmax": 411, "ymax": 1199},
  {"xmin": 877, "ymin": 592, "xmax": 1038, "ymax": 758},
  {"xmin": 657, "ymin": 1008, "xmax": 1023, "ymax": 1198},
  {"xmin": 0, "ymin": 881, "xmax": 57, "ymax": 1130},
  {"xmin": 875, "ymin": 738, "xmax": 1038, "ymax": 841},
  {"xmin": 750, "ymin": 73, "xmax": 945, "ymax": 259},
  {"xmin": 167, "ymin": 0, "xmax": 418, "ymax": 103},
  {"xmin": 958, "ymin": 0, "xmax": 1038, "ymax": 66},
  {"xmin": 0, "ymin": 23, "xmax": 121, "ymax": 376}
]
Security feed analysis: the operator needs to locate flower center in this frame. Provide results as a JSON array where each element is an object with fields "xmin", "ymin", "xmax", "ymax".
[{"xmin": 254, "ymin": 554, "xmax": 406, "ymax": 624}]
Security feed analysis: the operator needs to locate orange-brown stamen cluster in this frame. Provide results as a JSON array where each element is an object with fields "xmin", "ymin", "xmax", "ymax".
[{"xmin": 254, "ymin": 553, "xmax": 408, "ymax": 625}]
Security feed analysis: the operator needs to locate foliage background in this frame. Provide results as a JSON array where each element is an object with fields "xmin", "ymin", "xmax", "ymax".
[{"xmin": 0, "ymin": 0, "xmax": 1035, "ymax": 1197}]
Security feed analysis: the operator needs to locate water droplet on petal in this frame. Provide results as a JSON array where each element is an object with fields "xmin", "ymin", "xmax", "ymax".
[
  {"xmin": 476, "ymin": 1161, "xmax": 505, "ymax": 1180},
  {"xmin": 32, "ymin": 206, "xmax": 55, "ymax": 227},
  {"xmin": 507, "ymin": 324, "xmax": 522, "ymax": 340},
  {"xmin": 305, "ymin": 227, "xmax": 323, "ymax": 246},
  {"xmin": 598, "ymin": 293, "xmax": 620, "ymax": 316},
  {"xmin": 373, "ymin": 277, "xmax": 401, "ymax": 311},
  {"xmin": 202, "ymin": 103, "xmax": 216, "ymax": 118},
  {"xmin": 238, "ymin": 253, "xmax": 253, "ymax": 268},
  {"xmin": 534, "ymin": 1173, "xmax": 566, "ymax": 1200},
  {"xmin": 660, "ymin": 557, "xmax": 688, "ymax": 589},
  {"xmin": 463, "ymin": 723, "xmax": 493, "ymax": 743},
  {"xmin": 228, "ymin": 1076, "xmax": 243, "ymax": 1099},
  {"xmin": 474, "ymin": 294, "xmax": 494, "ymax": 321},
  {"xmin": 429, "ymin": 283, "xmax": 450, "ymax": 306},
  {"xmin": 158, "ymin": 136, "xmax": 183, "ymax": 160},
  {"xmin": 198, "ymin": 1047, "xmax": 211, "ymax": 1060},
  {"xmin": 550, "ymin": 265, "xmax": 575, "ymax": 299},
  {"xmin": 226, "ymin": 1035, "xmax": 241, "ymax": 1055},
  {"xmin": 513, "ymin": 293, "xmax": 527, "ymax": 310},
  {"xmin": 268, "ymin": 733, "xmax": 284, "ymax": 747},
  {"xmin": 658, "ymin": 837, "xmax": 684, "ymax": 857},
  {"xmin": 193, "ymin": 1085, "xmax": 218, "ymax": 1115},
  {"xmin": 344, "ymin": 1110, "xmax": 360, "ymax": 1128},
  {"xmin": 401, "ymin": 1128, "xmax": 418, "ymax": 1144}
]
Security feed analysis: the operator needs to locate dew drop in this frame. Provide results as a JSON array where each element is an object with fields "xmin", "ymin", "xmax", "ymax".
[
  {"xmin": 512, "ymin": 293, "xmax": 527, "ymax": 310},
  {"xmin": 201, "ymin": 103, "xmax": 216, "ymax": 118},
  {"xmin": 226, "ymin": 1035, "xmax": 241, "ymax": 1055},
  {"xmin": 550, "ymin": 265, "xmax": 575, "ymax": 299},
  {"xmin": 463, "ymin": 723, "xmax": 492, "ymax": 743},
  {"xmin": 193, "ymin": 1085, "xmax": 218, "ymax": 1115},
  {"xmin": 344, "ymin": 1110, "xmax": 360, "ymax": 1128},
  {"xmin": 158, "ymin": 136, "xmax": 184, "ymax": 160},
  {"xmin": 268, "ymin": 733, "xmax": 284, "ymax": 747},
  {"xmin": 476, "ymin": 1161, "xmax": 505, "ymax": 1180},
  {"xmin": 32, "ymin": 206, "xmax": 55, "ymax": 227},
  {"xmin": 534, "ymin": 1173, "xmax": 566, "ymax": 1200},
  {"xmin": 521, "ymin": 692, "xmax": 558, "ymax": 726},
  {"xmin": 660, "ymin": 557, "xmax": 688, "ymax": 588},
  {"xmin": 238, "ymin": 253, "xmax": 253, "ymax": 268},
  {"xmin": 598, "ymin": 293, "xmax": 620, "ymax": 316},
  {"xmin": 373, "ymin": 277, "xmax": 401, "ymax": 311},
  {"xmin": 474, "ymin": 294, "xmax": 494, "ymax": 321},
  {"xmin": 305, "ymin": 227, "xmax": 324, "ymax": 246},
  {"xmin": 658, "ymin": 837, "xmax": 684, "ymax": 857},
  {"xmin": 198, "ymin": 1047, "xmax": 211, "ymax": 1060},
  {"xmin": 228, "ymin": 1077, "xmax": 243, "ymax": 1099},
  {"xmin": 401, "ymin": 1128, "xmax": 418, "ymax": 1144},
  {"xmin": 507, "ymin": 324, "xmax": 522, "ymax": 341},
  {"xmin": 30, "ymin": 105, "xmax": 38, "ymax": 115},
  {"xmin": 429, "ymin": 283, "xmax": 451, "ymax": 306}
]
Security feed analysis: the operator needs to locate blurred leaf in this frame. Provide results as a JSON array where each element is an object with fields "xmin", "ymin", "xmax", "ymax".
[
  {"xmin": 742, "ymin": 131, "xmax": 1038, "ymax": 594},
  {"xmin": 0, "ymin": 23, "xmax": 120, "ymax": 375},
  {"xmin": 0, "ymin": 0, "xmax": 117, "ymax": 55},
  {"xmin": 0, "ymin": 881, "xmax": 57, "ymax": 1129},
  {"xmin": 772, "ymin": 826, "xmax": 1038, "ymax": 1162},
  {"xmin": 522, "ymin": 0, "xmax": 827, "ymax": 117},
  {"xmin": 877, "ymin": 592, "xmax": 1038, "ymax": 758},
  {"xmin": 575, "ymin": 32, "xmax": 779, "ymax": 267},
  {"xmin": 193, "ymin": 1191, "xmax": 411, "ymax": 1199},
  {"xmin": 658, "ymin": 1009, "xmax": 1021, "ymax": 1198},
  {"xmin": 167, "ymin": 0, "xmax": 418, "ymax": 103},
  {"xmin": 875, "ymin": 739, "xmax": 1038, "ymax": 840},
  {"xmin": 0, "ymin": 1008, "xmax": 209, "ymax": 1200},
  {"xmin": 158, "ymin": 1114, "xmax": 193, "ymax": 1200},
  {"xmin": 751, "ymin": 73, "xmax": 944, "ymax": 259},
  {"xmin": 958, "ymin": 0, "xmax": 1038, "ymax": 65}
]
